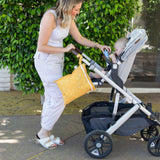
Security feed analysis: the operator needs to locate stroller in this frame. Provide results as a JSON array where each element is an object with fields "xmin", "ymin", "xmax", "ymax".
[{"xmin": 71, "ymin": 29, "xmax": 160, "ymax": 159}]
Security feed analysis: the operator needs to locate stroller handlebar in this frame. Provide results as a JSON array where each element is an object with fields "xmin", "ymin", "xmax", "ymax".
[
  {"xmin": 71, "ymin": 49, "xmax": 78, "ymax": 56},
  {"xmin": 71, "ymin": 48, "xmax": 82, "ymax": 56},
  {"xmin": 75, "ymin": 48, "xmax": 82, "ymax": 54}
]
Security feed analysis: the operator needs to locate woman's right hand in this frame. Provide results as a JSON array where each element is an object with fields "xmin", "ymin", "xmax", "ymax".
[{"xmin": 64, "ymin": 43, "xmax": 75, "ymax": 52}]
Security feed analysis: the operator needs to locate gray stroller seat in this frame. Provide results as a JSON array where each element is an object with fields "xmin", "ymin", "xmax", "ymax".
[{"xmin": 118, "ymin": 29, "xmax": 148, "ymax": 84}]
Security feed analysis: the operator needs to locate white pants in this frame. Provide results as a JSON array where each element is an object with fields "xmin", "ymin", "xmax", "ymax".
[{"xmin": 34, "ymin": 52, "xmax": 65, "ymax": 131}]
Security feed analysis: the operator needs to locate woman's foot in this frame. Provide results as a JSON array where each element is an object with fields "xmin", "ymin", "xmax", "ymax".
[
  {"xmin": 35, "ymin": 134, "xmax": 57, "ymax": 149},
  {"xmin": 50, "ymin": 135, "xmax": 64, "ymax": 145},
  {"xmin": 35, "ymin": 128, "xmax": 57, "ymax": 149},
  {"xmin": 37, "ymin": 128, "xmax": 51, "ymax": 139}
]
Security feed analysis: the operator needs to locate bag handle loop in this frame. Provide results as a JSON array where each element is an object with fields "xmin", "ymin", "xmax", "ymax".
[{"xmin": 77, "ymin": 54, "xmax": 82, "ymax": 65}]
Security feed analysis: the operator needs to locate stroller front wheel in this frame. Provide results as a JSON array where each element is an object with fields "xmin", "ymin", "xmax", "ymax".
[
  {"xmin": 147, "ymin": 135, "xmax": 160, "ymax": 157},
  {"xmin": 84, "ymin": 130, "xmax": 113, "ymax": 159}
]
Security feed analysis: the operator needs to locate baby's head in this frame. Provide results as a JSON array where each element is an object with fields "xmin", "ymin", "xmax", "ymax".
[{"xmin": 114, "ymin": 37, "xmax": 128, "ymax": 56}]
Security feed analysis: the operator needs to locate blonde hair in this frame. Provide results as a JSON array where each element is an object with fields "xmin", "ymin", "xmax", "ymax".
[
  {"xmin": 115, "ymin": 37, "xmax": 128, "ymax": 49},
  {"xmin": 55, "ymin": 0, "xmax": 82, "ymax": 28}
]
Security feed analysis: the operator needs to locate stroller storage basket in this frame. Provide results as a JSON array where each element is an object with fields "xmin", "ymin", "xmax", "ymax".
[{"xmin": 82, "ymin": 101, "xmax": 154, "ymax": 136}]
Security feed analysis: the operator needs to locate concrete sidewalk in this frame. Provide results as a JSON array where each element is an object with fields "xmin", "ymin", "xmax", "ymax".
[
  {"xmin": 1, "ymin": 115, "xmax": 160, "ymax": 160},
  {"xmin": 0, "ymin": 90, "xmax": 160, "ymax": 160}
]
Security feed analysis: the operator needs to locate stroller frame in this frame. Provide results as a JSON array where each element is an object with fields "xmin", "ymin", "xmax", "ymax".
[
  {"xmin": 71, "ymin": 29, "xmax": 160, "ymax": 159},
  {"xmin": 77, "ymin": 50, "xmax": 160, "ymax": 133}
]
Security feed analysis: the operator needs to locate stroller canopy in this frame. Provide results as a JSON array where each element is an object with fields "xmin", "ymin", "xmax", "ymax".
[{"xmin": 119, "ymin": 29, "xmax": 148, "ymax": 62}]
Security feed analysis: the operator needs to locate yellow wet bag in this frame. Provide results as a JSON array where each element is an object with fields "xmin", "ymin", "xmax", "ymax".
[{"xmin": 55, "ymin": 54, "xmax": 95, "ymax": 105}]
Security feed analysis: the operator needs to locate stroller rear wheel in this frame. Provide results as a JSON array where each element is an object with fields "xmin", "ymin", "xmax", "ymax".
[
  {"xmin": 140, "ymin": 126, "xmax": 159, "ymax": 141},
  {"xmin": 147, "ymin": 135, "xmax": 160, "ymax": 156},
  {"xmin": 84, "ymin": 130, "xmax": 112, "ymax": 159}
]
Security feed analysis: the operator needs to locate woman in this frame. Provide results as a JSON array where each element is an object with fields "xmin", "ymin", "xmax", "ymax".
[{"xmin": 34, "ymin": 0, "xmax": 111, "ymax": 149}]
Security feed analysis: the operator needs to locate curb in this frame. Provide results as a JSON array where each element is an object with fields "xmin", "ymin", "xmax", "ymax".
[{"xmin": 94, "ymin": 88, "xmax": 160, "ymax": 93}]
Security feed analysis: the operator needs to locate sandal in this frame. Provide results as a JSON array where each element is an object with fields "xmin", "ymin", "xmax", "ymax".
[
  {"xmin": 35, "ymin": 135, "xmax": 57, "ymax": 149},
  {"xmin": 50, "ymin": 135, "xmax": 64, "ymax": 145}
]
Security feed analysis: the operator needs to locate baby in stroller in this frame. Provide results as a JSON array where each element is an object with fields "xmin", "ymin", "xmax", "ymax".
[
  {"xmin": 89, "ymin": 37, "xmax": 128, "ymax": 79},
  {"xmin": 109, "ymin": 37, "xmax": 128, "ymax": 63},
  {"xmin": 89, "ymin": 35, "xmax": 137, "ymax": 103}
]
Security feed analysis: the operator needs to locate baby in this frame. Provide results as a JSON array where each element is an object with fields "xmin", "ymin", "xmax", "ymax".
[
  {"xmin": 89, "ymin": 37, "xmax": 128, "ymax": 79},
  {"xmin": 109, "ymin": 37, "xmax": 128, "ymax": 63}
]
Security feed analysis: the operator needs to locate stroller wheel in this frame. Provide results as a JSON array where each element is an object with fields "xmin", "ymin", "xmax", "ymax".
[
  {"xmin": 140, "ymin": 126, "xmax": 159, "ymax": 141},
  {"xmin": 147, "ymin": 135, "xmax": 160, "ymax": 156},
  {"xmin": 84, "ymin": 130, "xmax": 112, "ymax": 159}
]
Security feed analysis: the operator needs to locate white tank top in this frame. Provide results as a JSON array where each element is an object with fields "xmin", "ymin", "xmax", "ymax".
[{"xmin": 34, "ymin": 10, "xmax": 70, "ymax": 63}]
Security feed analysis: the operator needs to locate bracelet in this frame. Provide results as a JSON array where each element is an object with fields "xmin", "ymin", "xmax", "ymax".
[{"xmin": 94, "ymin": 42, "xmax": 98, "ymax": 49}]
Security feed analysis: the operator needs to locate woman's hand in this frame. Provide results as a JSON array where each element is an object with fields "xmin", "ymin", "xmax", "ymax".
[
  {"xmin": 97, "ymin": 44, "xmax": 111, "ymax": 53},
  {"xmin": 64, "ymin": 43, "xmax": 75, "ymax": 52}
]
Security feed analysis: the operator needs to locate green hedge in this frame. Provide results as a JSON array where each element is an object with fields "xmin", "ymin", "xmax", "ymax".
[
  {"xmin": 0, "ymin": 0, "xmax": 139, "ymax": 94},
  {"xmin": 0, "ymin": 0, "xmax": 56, "ymax": 94}
]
